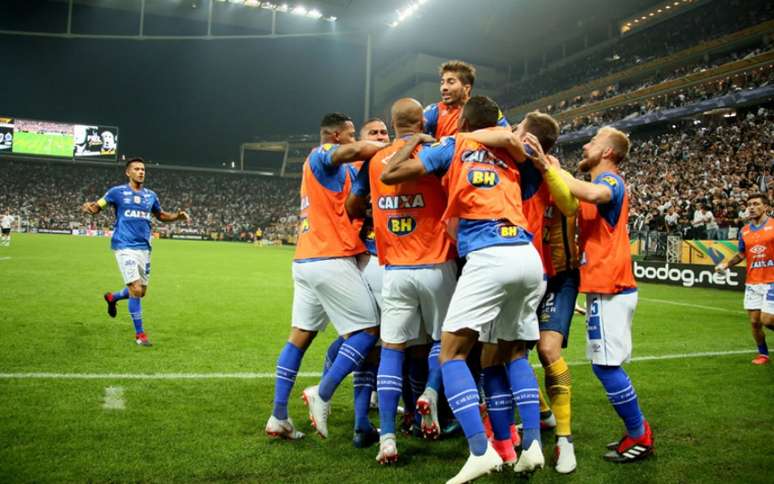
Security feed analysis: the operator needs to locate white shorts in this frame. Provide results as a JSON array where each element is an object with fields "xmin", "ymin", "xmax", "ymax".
[
  {"xmin": 585, "ymin": 291, "xmax": 638, "ymax": 366},
  {"xmin": 357, "ymin": 252, "xmax": 384, "ymax": 310},
  {"xmin": 292, "ymin": 257, "xmax": 379, "ymax": 336},
  {"xmin": 743, "ymin": 283, "xmax": 774, "ymax": 314},
  {"xmin": 114, "ymin": 249, "xmax": 150, "ymax": 286},
  {"xmin": 444, "ymin": 244, "xmax": 545, "ymax": 343},
  {"xmin": 380, "ymin": 260, "xmax": 457, "ymax": 345}
]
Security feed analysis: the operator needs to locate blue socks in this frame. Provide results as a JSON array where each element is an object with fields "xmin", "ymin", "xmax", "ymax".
[
  {"xmin": 111, "ymin": 287, "xmax": 129, "ymax": 302},
  {"xmin": 482, "ymin": 365, "xmax": 514, "ymax": 441},
  {"xmin": 318, "ymin": 330, "xmax": 378, "ymax": 402},
  {"xmin": 127, "ymin": 297, "xmax": 144, "ymax": 334},
  {"xmin": 442, "ymin": 359, "xmax": 488, "ymax": 456},
  {"xmin": 323, "ymin": 336, "xmax": 344, "ymax": 376},
  {"xmin": 507, "ymin": 357, "xmax": 541, "ymax": 450},
  {"xmin": 758, "ymin": 341, "xmax": 769, "ymax": 356},
  {"xmin": 353, "ymin": 361, "xmax": 377, "ymax": 432},
  {"xmin": 377, "ymin": 347, "xmax": 404, "ymax": 436},
  {"xmin": 427, "ymin": 341, "xmax": 442, "ymax": 393},
  {"xmin": 272, "ymin": 342, "xmax": 305, "ymax": 420},
  {"xmin": 592, "ymin": 364, "xmax": 645, "ymax": 438}
]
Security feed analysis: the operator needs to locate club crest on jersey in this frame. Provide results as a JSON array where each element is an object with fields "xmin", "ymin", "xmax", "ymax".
[
  {"xmin": 467, "ymin": 169, "xmax": 499, "ymax": 188},
  {"xmin": 388, "ymin": 216, "xmax": 416, "ymax": 236},
  {"xmin": 461, "ymin": 149, "xmax": 508, "ymax": 169},
  {"xmin": 299, "ymin": 217, "xmax": 310, "ymax": 233},
  {"xmin": 601, "ymin": 175, "xmax": 618, "ymax": 186},
  {"xmin": 377, "ymin": 193, "xmax": 425, "ymax": 210}
]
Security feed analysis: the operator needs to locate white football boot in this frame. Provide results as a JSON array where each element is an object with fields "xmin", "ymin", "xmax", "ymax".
[
  {"xmin": 265, "ymin": 415, "xmax": 304, "ymax": 440},
  {"xmin": 446, "ymin": 442, "xmax": 503, "ymax": 484},
  {"xmin": 555, "ymin": 436, "xmax": 577, "ymax": 474},
  {"xmin": 302, "ymin": 385, "xmax": 331, "ymax": 438},
  {"xmin": 416, "ymin": 387, "xmax": 441, "ymax": 439},
  {"xmin": 375, "ymin": 434, "xmax": 399, "ymax": 465},
  {"xmin": 514, "ymin": 440, "xmax": 545, "ymax": 473}
]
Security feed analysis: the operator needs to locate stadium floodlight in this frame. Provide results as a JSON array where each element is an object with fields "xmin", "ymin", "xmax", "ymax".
[
  {"xmin": 229, "ymin": 0, "xmax": 242, "ymax": 4},
  {"xmin": 261, "ymin": 2, "xmax": 277, "ymax": 8},
  {"xmin": 389, "ymin": 20, "xmax": 399, "ymax": 28},
  {"xmin": 291, "ymin": 6, "xmax": 308, "ymax": 15},
  {"xmin": 243, "ymin": 0, "xmax": 260, "ymax": 7},
  {"xmin": 277, "ymin": 3, "xmax": 289, "ymax": 12},
  {"xmin": 324, "ymin": 16, "xmax": 337, "ymax": 22},
  {"xmin": 306, "ymin": 9, "xmax": 322, "ymax": 19}
]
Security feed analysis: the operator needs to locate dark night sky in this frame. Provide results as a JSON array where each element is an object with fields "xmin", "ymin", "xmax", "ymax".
[{"xmin": 2, "ymin": 34, "xmax": 366, "ymax": 166}]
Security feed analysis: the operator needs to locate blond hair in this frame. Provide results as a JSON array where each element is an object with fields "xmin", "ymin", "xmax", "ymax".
[{"xmin": 598, "ymin": 126, "xmax": 630, "ymax": 163}]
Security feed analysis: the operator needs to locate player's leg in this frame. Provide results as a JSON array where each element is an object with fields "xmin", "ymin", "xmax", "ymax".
[
  {"xmin": 586, "ymin": 292, "xmax": 653, "ymax": 463},
  {"xmin": 441, "ymin": 249, "xmax": 511, "ymax": 483},
  {"xmin": 414, "ymin": 260, "xmax": 457, "ymax": 440},
  {"xmin": 266, "ymin": 261, "xmax": 327, "ymax": 440},
  {"xmin": 304, "ymin": 258, "xmax": 379, "ymax": 438},
  {"xmin": 744, "ymin": 283, "xmax": 768, "ymax": 364},
  {"xmin": 374, "ymin": 268, "xmax": 423, "ymax": 463},
  {"xmin": 479, "ymin": 344, "xmax": 517, "ymax": 466},
  {"xmin": 536, "ymin": 269, "xmax": 579, "ymax": 473}
]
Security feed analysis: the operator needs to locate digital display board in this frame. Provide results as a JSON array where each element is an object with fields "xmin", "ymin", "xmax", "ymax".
[{"xmin": 1, "ymin": 117, "xmax": 119, "ymax": 160}]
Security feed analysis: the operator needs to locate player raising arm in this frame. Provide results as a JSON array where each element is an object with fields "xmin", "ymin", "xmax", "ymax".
[
  {"xmin": 715, "ymin": 193, "xmax": 774, "ymax": 365},
  {"xmin": 82, "ymin": 157, "xmax": 189, "ymax": 347}
]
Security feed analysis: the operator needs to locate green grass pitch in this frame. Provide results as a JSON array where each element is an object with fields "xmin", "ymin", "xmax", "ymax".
[
  {"xmin": 0, "ymin": 233, "xmax": 772, "ymax": 483},
  {"xmin": 12, "ymin": 131, "xmax": 74, "ymax": 158}
]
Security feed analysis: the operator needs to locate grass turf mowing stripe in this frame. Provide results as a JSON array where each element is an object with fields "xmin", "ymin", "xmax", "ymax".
[{"xmin": 0, "ymin": 349, "xmax": 754, "ymax": 380}]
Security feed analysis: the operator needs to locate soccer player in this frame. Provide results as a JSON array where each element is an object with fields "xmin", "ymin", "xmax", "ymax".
[
  {"xmin": 1, "ymin": 211, "xmax": 13, "ymax": 247},
  {"xmin": 464, "ymin": 113, "xmax": 579, "ymax": 472},
  {"xmin": 715, "ymin": 193, "xmax": 774, "ymax": 365},
  {"xmin": 546, "ymin": 127, "xmax": 654, "ymax": 463},
  {"xmin": 423, "ymin": 60, "xmax": 508, "ymax": 139},
  {"xmin": 81, "ymin": 157, "xmax": 190, "ymax": 346},
  {"xmin": 352, "ymin": 98, "xmax": 457, "ymax": 464},
  {"xmin": 380, "ymin": 96, "xmax": 545, "ymax": 481},
  {"xmin": 265, "ymin": 113, "xmax": 385, "ymax": 441},
  {"xmin": 322, "ymin": 117, "xmax": 390, "ymax": 449}
]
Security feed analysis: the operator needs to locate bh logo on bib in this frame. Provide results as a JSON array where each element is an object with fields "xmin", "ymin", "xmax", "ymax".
[
  {"xmin": 467, "ymin": 169, "xmax": 499, "ymax": 188},
  {"xmin": 388, "ymin": 216, "xmax": 416, "ymax": 236}
]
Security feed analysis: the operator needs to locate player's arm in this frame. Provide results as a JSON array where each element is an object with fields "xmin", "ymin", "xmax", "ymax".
[
  {"xmin": 346, "ymin": 160, "xmax": 370, "ymax": 219},
  {"xmin": 380, "ymin": 133, "xmax": 436, "ymax": 185},
  {"xmin": 716, "ymin": 252, "xmax": 744, "ymax": 271},
  {"xmin": 329, "ymin": 141, "xmax": 387, "ymax": 168},
  {"xmin": 82, "ymin": 191, "xmax": 113, "ymax": 215},
  {"xmin": 545, "ymin": 166, "xmax": 579, "ymax": 216},
  {"xmin": 460, "ymin": 127, "xmax": 527, "ymax": 162},
  {"xmin": 155, "ymin": 210, "xmax": 190, "ymax": 223}
]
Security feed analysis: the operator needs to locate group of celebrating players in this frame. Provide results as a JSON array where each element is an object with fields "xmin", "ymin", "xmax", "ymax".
[
  {"xmin": 262, "ymin": 60, "xmax": 652, "ymax": 483},
  {"xmin": 80, "ymin": 59, "xmax": 656, "ymax": 483}
]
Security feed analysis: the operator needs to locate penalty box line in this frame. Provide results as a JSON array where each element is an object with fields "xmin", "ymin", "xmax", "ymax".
[{"xmin": 0, "ymin": 349, "xmax": 753, "ymax": 380}]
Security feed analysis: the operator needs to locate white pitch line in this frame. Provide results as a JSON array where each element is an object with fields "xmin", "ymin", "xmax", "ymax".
[
  {"xmin": 639, "ymin": 297, "xmax": 743, "ymax": 314},
  {"xmin": 0, "ymin": 350, "xmax": 753, "ymax": 380},
  {"xmin": 0, "ymin": 257, "xmax": 11, "ymax": 261},
  {"xmin": 102, "ymin": 386, "xmax": 125, "ymax": 410}
]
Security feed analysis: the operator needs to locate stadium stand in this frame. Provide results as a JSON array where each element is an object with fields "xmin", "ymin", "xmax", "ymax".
[{"xmin": 0, "ymin": 160, "xmax": 299, "ymax": 243}]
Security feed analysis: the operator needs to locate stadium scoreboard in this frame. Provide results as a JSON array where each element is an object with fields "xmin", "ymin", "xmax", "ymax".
[{"xmin": 0, "ymin": 116, "xmax": 118, "ymax": 161}]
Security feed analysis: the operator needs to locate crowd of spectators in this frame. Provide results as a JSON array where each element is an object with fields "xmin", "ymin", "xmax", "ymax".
[
  {"xmin": 501, "ymin": 0, "xmax": 774, "ymax": 109},
  {"xmin": 556, "ymin": 107, "xmax": 774, "ymax": 242},
  {"xmin": 0, "ymin": 161, "xmax": 300, "ymax": 243},
  {"xmin": 557, "ymin": 61, "xmax": 774, "ymax": 134}
]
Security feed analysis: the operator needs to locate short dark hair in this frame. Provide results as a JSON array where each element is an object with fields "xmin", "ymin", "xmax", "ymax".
[
  {"xmin": 462, "ymin": 96, "xmax": 501, "ymax": 131},
  {"xmin": 125, "ymin": 157, "xmax": 144, "ymax": 168},
  {"xmin": 748, "ymin": 192, "xmax": 770, "ymax": 205},
  {"xmin": 320, "ymin": 112, "xmax": 352, "ymax": 130},
  {"xmin": 522, "ymin": 111, "xmax": 560, "ymax": 153},
  {"xmin": 362, "ymin": 117, "xmax": 386, "ymax": 127},
  {"xmin": 440, "ymin": 60, "xmax": 476, "ymax": 87}
]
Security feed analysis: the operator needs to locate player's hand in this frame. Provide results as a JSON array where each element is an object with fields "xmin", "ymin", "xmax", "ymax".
[
  {"xmin": 81, "ymin": 202, "xmax": 99, "ymax": 214},
  {"xmin": 178, "ymin": 211, "xmax": 191, "ymax": 223},
  {"xmin": 522, "ymin": 133, "xmax": 549, "ymax": 172},
  {"xmin": 546, "ymin": 155, "xmax": 562, "ymax": 170},
  {"xmin": 714, "ymin": 262, "xmax": 728, "ymax": 273},
  {"xmin": 412, "ymin": 133, "xmax": 436, "ymax": 145}
]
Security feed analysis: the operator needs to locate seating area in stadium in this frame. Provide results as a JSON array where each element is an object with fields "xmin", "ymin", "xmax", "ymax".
[{"xmin": 0, "ymin": 161, "xmax": 299, "ymax": 243}]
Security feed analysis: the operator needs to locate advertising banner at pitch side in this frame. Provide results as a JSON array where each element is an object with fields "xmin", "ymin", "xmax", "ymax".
[{"xmin": 633, "ymin": 261, "xmax": 745, "ymax": 292}]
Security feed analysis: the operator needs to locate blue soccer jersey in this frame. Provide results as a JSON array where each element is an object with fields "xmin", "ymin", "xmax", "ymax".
[{"xmin": 99, "ymin": 185, "xmax": 161, "ymax": 251}]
